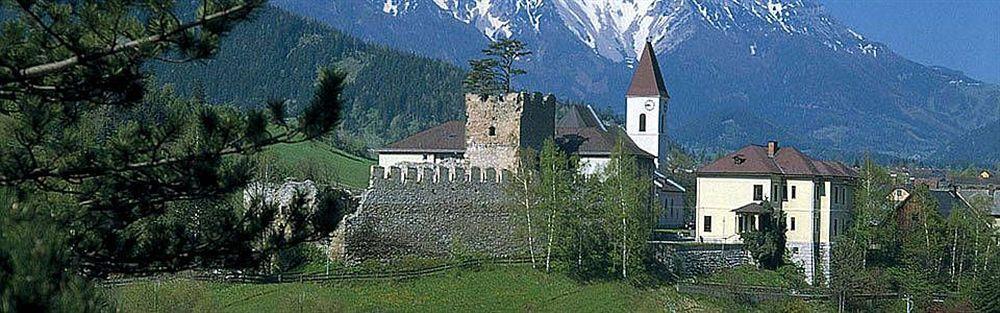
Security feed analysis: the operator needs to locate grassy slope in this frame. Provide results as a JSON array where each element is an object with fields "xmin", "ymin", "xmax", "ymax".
[
  {"xmin": 108, "ymin": 266, "xmax": 712, "ymax": 312},
  {"xmin": 107, "ymin": 266, "xmax": 836, "ymax": 312},
  {"xmin": 259, "ymin": 140, "xmax": 374, "ymax": 189}
]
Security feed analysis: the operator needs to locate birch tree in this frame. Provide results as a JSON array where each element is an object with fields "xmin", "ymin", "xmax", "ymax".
[
  {"xmin": 850, "ymin": 157, "xmax": 898, "ymax": 267},
  {"xmin": 537, "ymin": 139, "xmax": 573, "ymax": 272},
  {"xmin": 509, "ymin": 148, "xmax": 540, "ymax": 267},
  {"xmin": 602, "ymin": 138, "xmax": 653, "ymax": 282}
]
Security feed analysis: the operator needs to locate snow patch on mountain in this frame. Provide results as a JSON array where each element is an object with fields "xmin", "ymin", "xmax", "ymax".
[{"xmin": 367, "ymin": 0, "xmax": 882, "ymax": 61}]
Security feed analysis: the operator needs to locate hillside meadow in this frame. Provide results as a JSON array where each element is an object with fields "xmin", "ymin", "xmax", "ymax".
[{"xmin": 105, "ymin": 265, "xmax": 834, "ymax": 312}]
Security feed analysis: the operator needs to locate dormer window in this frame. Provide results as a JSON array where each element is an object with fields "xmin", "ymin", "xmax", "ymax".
[
  {"xmin": 639, "ymin": 114, "xmax": 647, "ymax": 132},
  {"xmin": 488, "ymin": 126, "xmax": 496, "ymax": 136}
]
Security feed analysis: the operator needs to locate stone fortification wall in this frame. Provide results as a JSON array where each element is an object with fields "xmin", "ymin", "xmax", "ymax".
[
  {"xmin": 343, "ymin": 165, "xmax": 524, "ymax": 263},
  {"xmin": 464, "ymin": 92, "xmax": 555, "ymax": 171}
]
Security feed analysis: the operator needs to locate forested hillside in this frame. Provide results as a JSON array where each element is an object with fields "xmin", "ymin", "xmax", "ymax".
[
  {"xmin": 932, "ymin": 120, "xmax": 1000, "ymax": 167},
  {"xmin": 150, "ymin": 5, "xmax": 466, "ymax": 149}
]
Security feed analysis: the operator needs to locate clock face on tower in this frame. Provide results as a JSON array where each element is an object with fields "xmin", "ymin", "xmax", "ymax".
[{"xmin": 644, "ymin": 100, "xmax": 655, "ymax": 111}]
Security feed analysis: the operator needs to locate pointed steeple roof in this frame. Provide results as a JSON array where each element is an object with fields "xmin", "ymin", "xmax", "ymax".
[{"xmin": 626, "ymin": 41, "xmax": 669, "ymax": 98}]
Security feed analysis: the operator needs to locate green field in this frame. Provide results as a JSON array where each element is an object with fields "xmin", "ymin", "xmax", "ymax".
[
  {"xmin": 260, "ymin": 140, "xmax": 374, "ymax": 189},
  {"xmin": 107, "ymin": 265, "xmax": 833, "ymax": 312}
]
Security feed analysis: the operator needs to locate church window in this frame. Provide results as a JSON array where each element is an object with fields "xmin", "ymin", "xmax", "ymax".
[
  {"xmin": 639, "ymin": 114, "xmax": 647, "ymax": 132},
  {"xmin": 488, "ymin": 126, "xmax": 496, "ymax": 136},
  {"xmin": 703, "ymin": 216, "xmax": 712, "ymax": 233}
]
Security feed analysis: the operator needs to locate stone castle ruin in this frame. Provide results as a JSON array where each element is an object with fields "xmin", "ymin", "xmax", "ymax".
[
  {"xmin": 464, "ymin": 93, "xmax": 556, "ymax": 171},
  {"xmin": 342, "ymin": 92, "xmax": 554, "ymax": 262}
]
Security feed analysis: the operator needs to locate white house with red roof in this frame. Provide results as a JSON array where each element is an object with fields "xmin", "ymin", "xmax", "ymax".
[{"xmin": 695, "ymin": 141, "xmax": 857, "ymax": 284}]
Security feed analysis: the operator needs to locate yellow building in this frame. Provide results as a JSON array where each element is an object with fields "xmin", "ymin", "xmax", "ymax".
[{"xmin": 695, "ymin": 141, "xmax": 857, "ymax": 284}]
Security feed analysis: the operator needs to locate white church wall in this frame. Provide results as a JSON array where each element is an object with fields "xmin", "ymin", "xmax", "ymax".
[
  {"xmin": 577, "ymin": 157, "xmax": 610, "ymax": 176},
  {"xmin": 378, "ymin": 153, "xmax": 431, "ymax": 167}
]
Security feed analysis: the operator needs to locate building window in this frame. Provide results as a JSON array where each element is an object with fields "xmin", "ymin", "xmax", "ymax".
[
  {"xmin": 772, "ymin": 184, "xmax": 779, "ymax": 201},
  {"xmin": 703, "ymin": 216, "xmax": 712, "ymax": 233},
  {"xmin": 790, "ymin": 217, "xmax": 796, "ymax": 231},
  {"xmin": 833, "ymin": 187, "xmax": 839, "ymax": 204},
  {"xmin": 791, "ymin": 186, "xmax": 796, "ymax": 199},
  {"xmin": 782, "ymin": 184, "xmax": 789, "ymax": 202},
  {"xmin": 422, "ymin": 154, "xmax": 428, "ymax": 160},
  {"xmin": 488, "ymin": 126, "xmax": 496, "ymax": 136},
  {"xmin": 833, "ymin": 219, "xmax": 839, "ymax": 236},
  {"xmin": 738, "ymin": 216, "xmax": 744, "ymax": 233},
  {"xmin": 639, "ymin": 114, "xmax": 647, "ymax": 132},
  {"xmin": 753, "ymin": 185, "xmax": 764, "ymax": 201}
]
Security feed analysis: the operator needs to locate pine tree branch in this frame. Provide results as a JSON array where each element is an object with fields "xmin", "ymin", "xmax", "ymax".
[
  {"xmin": 0, "ymin": 129, "xmax": 313, "ymax": 188},
  {"xmin": 0, "ymin": 2, "xmax": 255, "ymax": 85},
  {"xmin": 16, "ymin": 1, "xmax": 85, "ymax": 61}
]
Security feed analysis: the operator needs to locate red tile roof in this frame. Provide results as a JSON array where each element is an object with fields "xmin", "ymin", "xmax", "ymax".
[
  {"xmin": 698, "ymin": 144, "xmax": 857, "ymax": 178},
  {"xmin": 378, "ymin": 118, "xmax": 652, "ymax": 159},
  {"xmin": 555, "ymin": 127, "xmax": 652, "ymax": 158},
  {"xmin": 626, "ymin": 41, "xmax": 670, "ymax": 98},
  {"xmin": 377, "ymin": 121, "xmax": 466, "ymax": 153}
]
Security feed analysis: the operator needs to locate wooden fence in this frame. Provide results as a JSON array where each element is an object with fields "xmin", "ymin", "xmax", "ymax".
[{"xmin": 676, "ymin": 282, "xmax": 957, "ymax": 304}]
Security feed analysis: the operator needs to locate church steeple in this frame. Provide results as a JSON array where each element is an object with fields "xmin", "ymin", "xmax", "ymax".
[
  {"xmin": 626, "ymin": 41, "xmax": 669, "ymax": 98},
  {"xmin": 625, "ymin": 41, "xmax": 670, "ymax": 170}
]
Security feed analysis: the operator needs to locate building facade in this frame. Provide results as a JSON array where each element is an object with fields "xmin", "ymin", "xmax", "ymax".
[{"xmin": 695, "ymin": 141, "xmax": 857, "ymax": 284}]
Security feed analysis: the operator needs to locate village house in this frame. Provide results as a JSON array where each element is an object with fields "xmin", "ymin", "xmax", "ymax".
[
  {"xmin": 694, "ymin": 141, "xmax": 857, "ymax": 284},
  {"xmin": 375, "ymin": 42, "xmax": 687, "ymax": 229},
  {"xmin": 892, "ymin": 182, "xmax": 1000, "ymax": 230}
]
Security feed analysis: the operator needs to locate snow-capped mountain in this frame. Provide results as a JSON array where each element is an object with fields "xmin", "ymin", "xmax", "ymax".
[
  {"xmin": 273, "ymin": 0, "xmax": 1000, "ymax": 160},
  {"xmin": 360, "ymin": 0, "xmax": 878, "ymax": 62}
]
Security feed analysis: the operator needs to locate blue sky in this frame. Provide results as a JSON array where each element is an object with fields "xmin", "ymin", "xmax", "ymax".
[{"xmin": 820, "ymin": 0, "xmax": 1000, "ymax": 83}]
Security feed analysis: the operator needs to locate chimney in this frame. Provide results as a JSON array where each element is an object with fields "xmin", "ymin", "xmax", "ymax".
[{"xmin": 767, "ymin": 141, "xmax": 779, "ymax": 158}]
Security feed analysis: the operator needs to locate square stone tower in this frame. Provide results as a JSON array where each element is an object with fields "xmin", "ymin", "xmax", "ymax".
[{"xmin": 465, "ymin": 92, "xmax": 556, "ymax": 171}]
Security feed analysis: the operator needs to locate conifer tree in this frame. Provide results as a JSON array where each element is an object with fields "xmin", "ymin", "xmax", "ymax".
[
  {"xmin": 463, "ymin": 38, "xmax": 530, "ymax": 96},
  {"xmin": 0, "ymin": 1, "xmax": 348, "ymax": 307},
  {"xmin": 483, "ymin": 39, "xmax": 531, "ymax": 94},
  {"xmin": 463, "ymin": 58, "xmax": 501, "ymax": 97}
]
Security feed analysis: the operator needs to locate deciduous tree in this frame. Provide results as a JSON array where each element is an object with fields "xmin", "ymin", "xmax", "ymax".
[
  {"xmin": 739, "ymin": 201, "xmax": 787, "ymax": 270},
  {"xmin": 603, "ymin": 138, "xmax": 653, "ymax": 282}
]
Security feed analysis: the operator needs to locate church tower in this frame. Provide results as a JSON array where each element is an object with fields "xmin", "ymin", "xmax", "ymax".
[{"xmin": 626, "ymin": 41, "xmax": 670, "ymax": 169}]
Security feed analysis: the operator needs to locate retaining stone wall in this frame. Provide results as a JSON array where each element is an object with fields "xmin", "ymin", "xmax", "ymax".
[{"xmin": 652, "ymin": 242, "xmax": 752, "ymax": 278}]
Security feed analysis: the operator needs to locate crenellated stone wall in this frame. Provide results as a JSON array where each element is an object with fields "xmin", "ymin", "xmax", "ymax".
[{"xmin": 342, "ymin": 165, "xmax": 524, "ymax": 263}]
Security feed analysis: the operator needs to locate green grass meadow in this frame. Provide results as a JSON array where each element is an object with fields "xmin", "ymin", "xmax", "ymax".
[
  {"xmin": 106, "ymin": 265, "xmax": 836, "ymax": 312},
  {"xmin": 259, "ymin": 140, "xmax": 374, "ymax": 189}
]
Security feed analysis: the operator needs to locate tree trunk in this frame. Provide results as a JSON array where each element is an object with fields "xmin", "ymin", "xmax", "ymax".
[
  {"xmin": 617, "ymin": 161, "xmax": 628, "ymax": 280},
  {"xmin": 546, "ymin": 211, "xmax": 554, "ymax": 272},
  {"xmin": 545, "ymin": 163, "xmax": 557, "ymax": 272},
  {"xmin": 951, "ymin": 227, "xmax": 959, "ymax": 281},
  {"xmin": 521, "ymin": 177, "xmax": 536, "ymax": 268}
]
